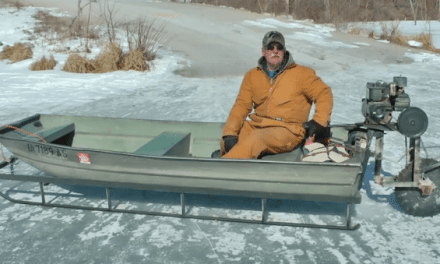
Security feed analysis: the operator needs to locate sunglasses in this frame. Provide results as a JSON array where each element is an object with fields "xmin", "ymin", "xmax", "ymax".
[{"xmin": 266, "ymin": 43, "xmax": 284, "ymax": 51}]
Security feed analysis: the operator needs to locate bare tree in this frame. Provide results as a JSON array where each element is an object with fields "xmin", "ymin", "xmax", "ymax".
[
  {"xmin": 100, "ymin": 0, "xmax": 121, "ymax": 44},
  {"xmin": 294, "ymin": 0, "xmax": 300, "ymax": 10},
  {"xmin": 259, "ymin": 0, "xmax": 265, "ymax": 13},
  {"xmin": 77, "ymin": 0, "xmax": 82, "ymax": 33},
  {"xmin": 324, "ymin": 0, "xmax": 330, "ymax": 21},
  {"xmin": 409, "ymin": 0, "xmax": 418, "ymax": 24},
  {"xmin": 423, "ymin": 0, "xmax": 428, "ymax": 20},
  {"xmin": 71, "ymin": 0, "xmax": 96, "ymax": 36},
  {"xmin": 259, "ymin": 0, "xmax": 276, "ymax": 13},
  {"xmin": 123, "ymin": 18, "xmax": 166, "ymax": 61},
  {"xmin": 85, "ymin": 0, "xmax": 97, "ymax": 51},
  {"xmin": 292, "ymin": 0, "xmax": 301, "ymax": 18}
]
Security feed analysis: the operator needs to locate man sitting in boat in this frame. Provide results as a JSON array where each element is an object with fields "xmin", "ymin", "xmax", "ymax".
[{"xmin": 220, "ymin": 31, "xmax": 333, "ymax": 159}]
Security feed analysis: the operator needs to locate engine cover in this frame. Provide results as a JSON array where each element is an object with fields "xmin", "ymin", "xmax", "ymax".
[{"xmin": 362, "ymin": 100, "xmax": 393, "ymax": 124}]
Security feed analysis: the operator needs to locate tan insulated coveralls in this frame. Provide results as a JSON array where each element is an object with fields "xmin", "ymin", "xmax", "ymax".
[{"xmin": 221, "ymin": 52, "xmax": 333, "ymax": 159}]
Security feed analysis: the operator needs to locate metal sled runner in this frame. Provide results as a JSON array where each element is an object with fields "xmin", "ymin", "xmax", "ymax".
[{"xmin": 0, "ymin": 171, "xmax": 359, "ymax": 230}]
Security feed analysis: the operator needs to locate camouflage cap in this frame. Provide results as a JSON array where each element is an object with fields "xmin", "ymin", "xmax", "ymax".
[{"xmin": 262, "ymin": 31, "xmax": 285, "ymax": 48}]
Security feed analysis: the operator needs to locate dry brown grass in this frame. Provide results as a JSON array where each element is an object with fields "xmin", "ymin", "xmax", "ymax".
[
  {"xmin": 371, "ymin": 21, "xmax": 439, "ymax": 53},
  {"xmin": 349, "ymin": 28, "xmax": 361, "ymax": 35},
  {"xmin": 413, "ymin": 33, "xmax": 439, "ymax": 53},
  {"xmin": 32, "ymin": 10, "xmax": 71, "ymax": 37},
  {"xmin": 119, "ymin": 50, "xmax": 149, "ymax": 71},
  {"xmin": 0, "ymin": 43, "xmax": 33, "ymax": 62},
  {"xmin": 31, "ymin": 10, "xmax": 99, "ymax": 46},
  {"xmin": 347, "ymin": 22, "xmax": 439, "ymax": 54},
  {"xmin": 391, "ymin": 33, "xmax": 409, "ymax": 46},
  {"xmin": 94, "ymin": 42, "xmax": 122, "ymax": 73},
  {"xmin": 63, "ymin": 54, "xmax": 98, "ymax": 73},
  {"xmin": 414, "ymin": 33, "xmax": 432, "ymax": 47},
  {"xmin": 30, "ymin": 55, "xmax": 56, "ymax": 71},
  {"xmin": 379, "ymin": 22, "xmax": 392, "ymax": 40},
  {"xmin": 379, "ymin": 21, "xmax": 409, "ymax": 45},
  {"xmin": 62, "ymin": 42, "xmax": 150, "ymax": 73}
]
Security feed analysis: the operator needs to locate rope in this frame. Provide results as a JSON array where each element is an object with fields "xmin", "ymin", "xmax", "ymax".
[
  {"xmin": 0, "ymin": 125, "xmax": 46, "ymax": 143},
  {"xmin": 331, "ymin": 142, "xmax": 362, "ymax": 156},
  {"xmin": 302, "ymin": 143, "xmax": 354, "ymax": 160},
  {"xmin": 0, "ymin": 125, "xmax": 46, "ymax": 164}
]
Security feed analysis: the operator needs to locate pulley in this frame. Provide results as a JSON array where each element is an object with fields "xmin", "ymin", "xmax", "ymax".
[{"xmin": 397, "ymin": 107, "xmax": 428, "ymax": 138}]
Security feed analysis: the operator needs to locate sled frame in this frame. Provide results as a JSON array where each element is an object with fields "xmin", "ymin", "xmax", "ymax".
[{"xmin": 0, "ymin": 159, "xmax": 359, "ymax": 231}]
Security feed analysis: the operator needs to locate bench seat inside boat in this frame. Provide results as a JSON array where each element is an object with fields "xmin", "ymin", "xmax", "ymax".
[
  {"xmin": 26, "ymin": 123, "xmax": 75, "ymax": 144},
  {"xmin": 134, "ymin": 132, "xmax": 191, "ymax": 157}
]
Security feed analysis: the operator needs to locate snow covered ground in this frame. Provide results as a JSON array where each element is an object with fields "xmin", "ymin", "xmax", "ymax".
[{"xmin": 1, "ymin": 2, "xmax": 440, "ymax": 263}]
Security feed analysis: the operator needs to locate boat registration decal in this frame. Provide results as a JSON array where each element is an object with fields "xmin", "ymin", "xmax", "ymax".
[
  {"xmin": 77, "ymin": 153, "xmax": 91, "ymax": 164},
  {"xmin": 27, "ymin": 144, "xmax": 68, "ymax": 159}
]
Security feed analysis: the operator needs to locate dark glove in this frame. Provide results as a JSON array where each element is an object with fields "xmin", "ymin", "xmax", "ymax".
[
  {"xmin": 303, "ymin": 120, "xmax": 323, "ymax": 139},
  {"xmin": 223, "ymin": 135, "xmax": 238, "ymax": 153}
]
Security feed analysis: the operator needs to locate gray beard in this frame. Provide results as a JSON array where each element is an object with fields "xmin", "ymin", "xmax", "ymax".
[{"xmin": 267, "ymin": 58, "xmax": 282, "ymax": 71}]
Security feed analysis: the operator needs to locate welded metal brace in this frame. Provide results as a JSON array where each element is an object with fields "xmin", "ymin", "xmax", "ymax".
[
  {"xmin": 375, "ymin": 135, "xmax": 436, "ymax": 195},
  {"xmin": 0, "ymin": 162, "xmax": 359, "ymax": 231}
]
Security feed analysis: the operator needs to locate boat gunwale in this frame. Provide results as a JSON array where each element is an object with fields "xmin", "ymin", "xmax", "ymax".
[{"xmin": 0, "ymin": 134, "xmax": 364, "ymax": 168}]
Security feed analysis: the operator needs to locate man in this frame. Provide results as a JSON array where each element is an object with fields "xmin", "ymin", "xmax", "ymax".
[{"xmin": 220, "ymin": 31, "xmax": 333, "ymax": 159}]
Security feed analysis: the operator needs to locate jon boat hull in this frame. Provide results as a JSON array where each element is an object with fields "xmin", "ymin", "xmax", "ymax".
[{"xmin": 0, "ymin": 114, "xmax": 369, "ymax": 203}]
